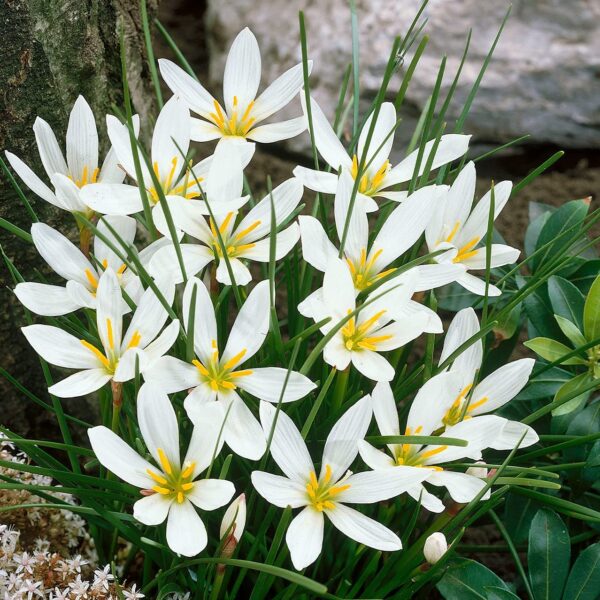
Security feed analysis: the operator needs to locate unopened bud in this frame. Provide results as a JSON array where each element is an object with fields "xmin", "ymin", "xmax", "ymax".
[
  {"xmin": 220, "ymin": 494, "xmax": 246, "ymax": 544},
  {"xmin": 423, "ymin": 532, "xmax": 448, "ymax": 565},
  {"xmin": 466, "ymin": 461, "xmax": 488, "ymax": 479}
]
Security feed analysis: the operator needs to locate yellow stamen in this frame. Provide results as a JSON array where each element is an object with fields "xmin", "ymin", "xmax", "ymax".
[
  {"xmin": 80, "ymin": 340, "xmax": 110, "ymax": 369},
  {"xmin": 192, "ymin": 359, "xmax": 210, "ymax": 377},
  {"xmin": 127, "ymin": 330, "xmax": 141, "ymax": 350},
  {"xmin": 445, "ymin": 221, "xmax": 460, "ymax": 243},
  {"xmin": 84, "ymin": 268, "xmax": 99, "ymax": 290},
  {"xmin": 106, "ymin": 318, "xmax": 114, "ymax": 350},
  {"xmin": 419, "ymin": 445, "xmax": 448, "ymax": 461},
  {"xmin": 157, "ymin": 448, "xmax": 172, "ymax": 475},
  {"xmin": 181, "ymin": 462, "xmax": 196, "ymax": 479},
  {"xmin": 453, "ymin": 237, "xmax": 480, "ymax": 263},
  {"xmin": 222, "ymin": 348, "xmax": 247, "ymax": 371},
  {"xmin": 466, "ymin": 396, "xmax": 488, "ymax": 412},
  {"xmin": 146, "ymin": 469, "xmax": 168, "ymax": 485},
  {"xmin": 234, "ymin": 220, "xmax": 261, "ymax": 241},
  {"xmin": 153, "ymin": 486, "xmax": 171, "ymax": 495}
]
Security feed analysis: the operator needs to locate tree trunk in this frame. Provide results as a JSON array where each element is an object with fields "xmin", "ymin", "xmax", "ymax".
[{"xmin": 0, "ymin": 0, "xmax": 158, "ymax": 438}]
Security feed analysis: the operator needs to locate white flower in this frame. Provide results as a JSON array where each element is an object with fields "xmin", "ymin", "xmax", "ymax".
[
  {"xmin": 22, "ymin": 268, "xmax": 178, "ymax": 397},
  {"xmin": 14, "ymin": 218, "xmax": 153, "ymax": 316},
  {"xmin": 252, "ymin": 399, "xmax": 430, "ymax": 570},
  {"xmin": 5, "ymin": 95, "xmax": 127, "ymax": 215},
  {"xmin": 294, "ymin": 96, "xmax": 470, "ymax": 211},
  {"xmin": 159, "ymin": 28, "xmax": 311, "ymax": 144},
  {"xmin": 123, "ymin": 584, "xmax": 145, "ymax": 599},
  {"xmin": 89, "ymin": 384, "xmax": 235, "ymax": 556},
  {"xmin": 298, "ymin": 170, "xmax": 461, "ymax": 328},
  {"xmin": 358, "ymin": 376, "xmax": 533, "ymax": 513},
  {"xmin": 92, "ymin": 565, "xmax": 114, "ymax": 591},
  {"xmin": 303, "ymin": 257, "xmax": 431, "ymax": 381},
  {"xmin": 220, "ymin": 493, "xmax": 246, "ymax": 543},
  {"xmin": 423, "ymin": 532, "xmax": 448, "ymax": 564},
  {"xmin": 425, "ymin": 161, "xmax": 520, "ymax": 296},
  {"xmin": 149, "ymin": 177, "xmax": 303, "ymax": 286},
  {"xmin": 146, "ymin": 279, "xmax": 315, "ymax": 459},
  {"xmin": 81, "ymin": 99, "xmax": 254, "ymax": 234},
  {"xmin": 439, "ymin": 307, "xmax": 538, "ymax": 449}
]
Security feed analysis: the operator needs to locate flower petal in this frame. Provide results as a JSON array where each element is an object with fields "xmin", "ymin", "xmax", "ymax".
[
  {"xmin": 49, "ymin": 368, "xmax": 112, "ymax": 398},
  {"xmin": 286, "ymin": 507, "xmax": 324, "ymax": 570},
  {"xmin": 152, "ymin": 97, "xmax": 190, "ymax": 180},
  {"xmin": 182, "ymin": 277, "xmax": 217, "ymax": 364},
  {"xmin": 338, "ymin": 467, "xmax": 430, "ymax": 503},
  {"xmin": 321, "ymin": 395, "xmax": 372, "ymax": 483},
  {"xmin": 80, "ymin": 183, "xmax": 144, "ymax": 216},
  {"xmin": 298, "ymin": 215, "xmax": 338, "ymax": 271},
  {"xmin": 149, "ymin": 243, "xmax": 213, "ymax": 284},
  {"xmin": 326, "ymin": 503, "xmax": 402, "ymax": 551},
  {"xmin": 94, "ymin": 215, "xmax": 137, "ymax": 272},
  {"xmin": 166, "ymin": 499, "xmax": 207, "ymax": 557},
  {"xmin": 223, "ymin": 28, "xmax": 261, "ymax": 114},
  {"xmin": 144, "ymin": 356, "xmax": 199, "ymax": 393},
  {"xmin": 22, "ymin": 324, "xmax": 98, "ymax": 369},
  {"xmin": 133, "ymin": 493, "xmax": 172, "ymax": 525},
  {"xmin": 159, "ymin": 59, "xmax": 216, "ymax": 118},
  {"xmin": 247, "ymin": 117, "xmax": 306, "ymax": 143},
  {"xmin": 96, "ymin": 269, "xmax": 123, "ymax": 355},
  {"xmin": 137, "ymin": 383, "xmax": 180, "ymax": 470},
  {"xmin": 237, "ymin": 368, "xmax": 316, "ymax": 403},
  {"xmin": 222, "ymin": 280, "xmax": 270, "ymax": 364},
  {"xmin": 223, "ymin": 393, "xmax": 266, "ymax": 460},
  {"xmin": 426, "ymin": 470, "xmax": 488, "ymax": 503},
  {"xmin": 351, "ymin": 350, "xmax": 395, "ymax": 382},
  {"xmin": 187, "ymin": 479, "xmax": 235, "ymax": 511},
  {"xmin": 88, "ymin": 425, "xmax": 155, "ymax": 488},
  {"xmin": 357, "ymin": 440, "xmax": 396, "ymax": 470},
  {"xmin": 357, "ymin": 102, "xmax": 396, "ymax": 172},
  {"xmin": 33, "ymin": 117, "xmax": 68, "ymax": 179},
  {"xmin": 259, "ymin": 401, "xmax": 314, "ymax": 483},
  {"xmin": 66, "ymin": 96, "xmax": 98, "ymax": 184},
  {"xmin": 14, "ymin": 282, "xmax": 80, "ymax": 316},
  {"xmin": 253, "ymin": 61, "xmax": 311, "ymax": 122},
  {"xmin": 5, "ymin": 151, "xmax": 58, "ymax": 206},
  {"xmin": 251, "ymin": 471, "xmax": 308, "ymax": 508}
]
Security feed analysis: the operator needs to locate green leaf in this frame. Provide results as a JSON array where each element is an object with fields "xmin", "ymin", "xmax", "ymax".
[
  {"xmin": 583, "ymin": 273, "xmax": 600, "ymax": 342},
  {"xmin": 524, "ymin": 338, "xmax": 586, "ymax": 365},
  {"xmin": 366, "ymin": 435, "xmax": 468, "ymax": 447},
  {"xmin": 552, "ymin": 372, "xmax": 593, "ymax": 417},
  {"xmin": 570, "ymin": 259, "xmax": 600, "ymax": 295},
  {"xmin": 486, "ymin": 588, "xmax": 521, "ymax": 600},
  {"xmin": 548, "ymin": 276, "xmax": 586, "ymax": 330},
  {"xmin": 437, "ymin": 558, "xmax": 510, "ymax": 600},
  {"xmin": 554, "ymin": 315, "xmax": 587, "ymax": 348},
  {"xmin": 518, "ymin": 367, "xmax": 572, "ymax": 401},
  {"xmin": 528, "ymin": 509, "xmax": 570, "ymax": 600},
  {"xmin": 533, "ymin": 199, "xmax": 590, "ymax": 272},
  {"xmin": 562, "ymin": 542, "xmax": 600, "ymax": 600}
]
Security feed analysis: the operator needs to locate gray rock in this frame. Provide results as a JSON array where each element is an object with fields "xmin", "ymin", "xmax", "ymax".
[{"xmin": 205, "ymin": 0, "xmax": 600, "ymax": 150}]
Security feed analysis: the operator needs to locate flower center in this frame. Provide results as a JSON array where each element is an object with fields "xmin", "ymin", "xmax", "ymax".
[
  {"xmin": 69, "ymin": 165, "xmax": 100, "ymax": 188},
  {"xmin": 209, "ymin": 97, "xmax": 256, "ymax": 137},
  {"xmin": 394, "ymin": 425, "xmax": 444, "ymax": 470},
  {"xmin": 346, "ymin": 248, "xmax": 395, "ymax": 291},
  {"xmin": 350, "ymin": 155, "xmax": 390, "ymax": 196},
  {"xmin": 209, "ymin": 213, "xmax": 260, "ymax": 258},
  {"xmin": 305, "ymin": 465, "xmax": 350, "ymax": 512},
  {"xmin": 442, "ymin": 383, "xmax": 488, "ymax": 426},
  {"xmin": 341, "ymin": 309, "xmax": 392, "ymax": 351},
  {"xmin": 192, "ymin": 339, "xmax": 252, "ymax": 392},
  {"xmin": 83, "ymin": 261, "xmax": 127, "ymax": 294},
  {"xmin": 147, "ymin": 158, "xmax": 203, "ymax": 204},
  {"xmin": 147, "ymin": 448, "xmax": 195, "ymax": 504}
]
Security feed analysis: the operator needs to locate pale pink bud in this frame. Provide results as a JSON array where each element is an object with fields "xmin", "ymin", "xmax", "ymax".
[{"xmin": 424, "ymin": 532, "xmax": 448, "ymax": 565}]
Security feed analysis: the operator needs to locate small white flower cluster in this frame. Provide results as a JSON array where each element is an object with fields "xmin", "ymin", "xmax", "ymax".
[{"xmin": 6, "ymin": 27, "xmax": 539, "ymax": 573}]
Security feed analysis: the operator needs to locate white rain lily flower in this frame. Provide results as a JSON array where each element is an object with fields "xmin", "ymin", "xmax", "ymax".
[
  {"xmin": 149, "ymin": 177, "xmax": 303, "ymax": 286},
  {"xmin": 159, "ymin": 28, "xmax": 311, "ymax": 144},
  {"xmin": 14, "ymin": 219, "xmax": 163, "ymax": 315},
  {"xmin": 359, "ymin": 376, "xmax": 536, "ymax": 513},
  {"xmin": 145, "ymin": 279, "xmax": 316, "ymax": 459},
  {"xmin": 423, "ymin": 532, "xmax": 448, "ymax": 565},
  {"xmin": 89, "ymin": 385, "xmax": 234, "ymax": 557},
  {"xmin": 298, "ymin": 170, "xmax": 461, "ymax": 330},
  {"xmin": 425, "ymin": 161, "xmax": 520, "ymax": 296},
  {"xmin": 5, "ymin": 96, "xmax": 128, "ymax": 215},
  {"xmin": 439, "ymin": 307, "xmax": 537, "ymax": 449},
  {"xmin": 303, "ymin": 257, "xmax": 431, "ymax": 381},
  {"xmin": 294, "ymin": 96, "xmax": 470, "ymax": 211},
  {"xmin": 252, "ymin": 399, "xmax": 430, "ymax": 570},
  {"xmin": 81, "ymin": 97, "xmax": 253, "ymax": 231},
  {"xmin": 22, "ymin": 269, "xmax": 178, "ymax": 397}
]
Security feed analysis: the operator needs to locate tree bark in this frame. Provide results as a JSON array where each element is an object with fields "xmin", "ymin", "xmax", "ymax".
[{"xmin": 0, "ymin": 0, "xmax": 158, "ymax": 437}]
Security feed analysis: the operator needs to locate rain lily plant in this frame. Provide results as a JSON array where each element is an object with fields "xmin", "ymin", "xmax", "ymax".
[{"xmin": 2, "ymin": 7, "xmax": 599, "ymax": 600}]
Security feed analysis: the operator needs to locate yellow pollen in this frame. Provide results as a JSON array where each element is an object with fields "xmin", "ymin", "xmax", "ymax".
[
  {"xmin": 305, "ymin": 465, "xmax": 350, "ymax": 512},
  {"xmin": 349, "ymin": 154, "xmax": 389, "ymax": 195}
]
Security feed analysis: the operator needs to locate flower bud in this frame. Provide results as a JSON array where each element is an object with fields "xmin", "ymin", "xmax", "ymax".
[
  {"xmin": 220, "ymin": 493, "xmax": 246, "ymax": 543},
  {"xmin": 423, "ymin": 532, "xmax": 447, "ymax": 565},
  {"xmin": 466, "ymin": 461, "xmax": 488, "ymax": 479}
]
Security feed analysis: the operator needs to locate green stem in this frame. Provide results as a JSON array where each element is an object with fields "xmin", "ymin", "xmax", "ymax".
[{"xmin": 332, "ymin": 367, "xmax": 350, "ymax": 412}]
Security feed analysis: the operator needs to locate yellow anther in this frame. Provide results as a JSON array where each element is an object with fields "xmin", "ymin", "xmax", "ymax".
[
  {"xmin": 445, "ymin": 221, "xmax": 460, "ymax": 244},
  {"xmin": 234, "ymin": 220, "xmax": 261, "ymax": 241},
  {"xmin": 453, "ymin": 237, "xmax": 480, "ymax": 263},
  {"xmin": 153, "ymin": 486, "xmax": 171, "ymax": 495},
  {"xmin": 466, "ymin": 396, "xmax": 488, "ymax": 412},
  {"xmin": 127, "ymin": 330, "xmax": 141, "ymax": 350},
  {"xmin": 306, "ymin": 465, "xmax": 350, "ymax": 512},
  {"xmin": 146, "ymin": 469, "xmax": 168, "ymax": 485},
  {"xmin": 106, "ymin": 318, "xmax": 114, "ymax": 350},
  {"xmin": 181, "ymin": 462, "xmax": 196, "ymax": 479},
  {"xmin": 84, "ymin": 268, "xmax": 99, "ymax": 290},
  {"xmin": 176, "ymin": 491, "xmax": 184, "ymax": 503},
  {"xmin": 223, "ymin": 348, "xmax": 247, "ymax": 371},
  {"xmin": 419, "ymin": 445, "xmax": 448, "ymax": 461},
  {"xmin": 80, "ymin": 340, "xmax": 110, "ymax": 369},
  {"xmin": 157, "ymin": 448, "xmax": 172, "ymax": 475}
]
